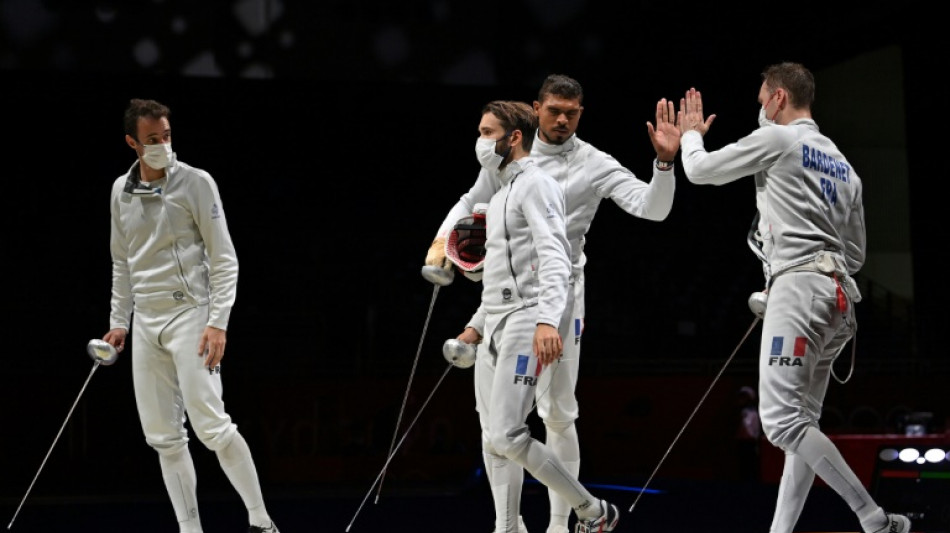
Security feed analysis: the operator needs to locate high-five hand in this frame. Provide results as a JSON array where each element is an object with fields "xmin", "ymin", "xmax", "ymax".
[
  {"xmin": 678, "ymin": 87, "xmax": 716, "ymax": 136},
  {"xmin": 647, "ymin": 97, "xmax": 681, "ymax": 161}
]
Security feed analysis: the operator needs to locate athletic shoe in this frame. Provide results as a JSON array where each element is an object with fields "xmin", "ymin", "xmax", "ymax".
[
  {"xmin": 547, "ymin": 526, "xmax": 570, "ymax": 533},
  {"xmin": 493, "ymin": 515, "xmax": 529, "ymax": 533},
  {"xmin": 248, "ymin": 522, "xmax": 279, "ymax": 533},
  {"xmin": 871, "ymin": 514, "xmax": 911, "ymax": 533},
  {"xmin": 574, "ymin": 500, "xmax": 619, "ymax": 533}
]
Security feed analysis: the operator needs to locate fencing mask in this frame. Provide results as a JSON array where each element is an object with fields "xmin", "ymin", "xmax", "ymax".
[{"xmin": 445, "ymin": 203, "xmax": 488, "ymax": 281}]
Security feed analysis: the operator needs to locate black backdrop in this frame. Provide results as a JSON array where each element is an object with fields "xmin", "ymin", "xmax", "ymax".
[{"xmin": 1, "ymin": 0, "xmax": 944, "ymax": 505}]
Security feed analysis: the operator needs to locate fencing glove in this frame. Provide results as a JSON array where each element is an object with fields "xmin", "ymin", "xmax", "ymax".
[
  {"xmin": 422, "ymin": 236, "xmax": 455, "ymax": 286},
  {"xmin": 426, "ymin": 237, "xmax": 449, "ymax": 268}
]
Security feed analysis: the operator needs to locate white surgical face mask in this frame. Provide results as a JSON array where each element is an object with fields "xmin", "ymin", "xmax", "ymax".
[
  {"xmin": 757, "ymin": 107, "xmax": 774, "ymax": 128},
  {"xmin": 759, "ymin": 90, "xmax": 779, "ymax": 128},
  {"xmin": 474, "ymin": 135, "xmax": 510, "ymax": 170},
  {"xmin": 142, "ymin": 143, "xmax": 172, "ymax": 170}
]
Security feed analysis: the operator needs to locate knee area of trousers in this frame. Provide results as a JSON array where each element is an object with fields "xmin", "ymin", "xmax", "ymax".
[
  {"xmin": 763, "ymin": 422, "xmax": 805, "ymax": 452},
  {"xmin": 488, "ymin": 428, "xmax": 528, "ymax": 459},
  {"xmin": 149, "ymin": 440, "xmax": 189, "ymax": 457},
  {"xmin": 543, "ymin": 418, "xmax": 576, "ymax": 433},
  {"xmin": 195, "ymin": 423, "xmax": 238, "ymax": 452},
  {"xmin": 536, "ymin": 396, "xmax": 578, "ymax": 422},
  {"xmin": 482, "ymin": 438, "xmax": 499, "ymax": 457}
]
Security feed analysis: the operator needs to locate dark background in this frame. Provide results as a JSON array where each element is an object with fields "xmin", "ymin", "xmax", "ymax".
[{"xmin": 1, "ymin": 1, "xmax": 947, "ymax": 532}]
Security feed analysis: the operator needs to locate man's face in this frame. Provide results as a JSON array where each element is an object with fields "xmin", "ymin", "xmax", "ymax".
[
  {"xmin": 127, "ymin": 115, "xmax": 171, "ymax": 155},
  {"xmin": 533, "ymin": 95, "xmax": 583, "ymax": 145},
  {"xmin": 477, "ymin": 112, "xmax": 506, "ymax": 143},
  {"xmin": 476, "ymin": 112, "xmax": 513, "ymax": 168}
]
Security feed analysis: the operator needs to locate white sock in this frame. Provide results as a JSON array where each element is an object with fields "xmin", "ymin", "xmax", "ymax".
[
  {"xmin": 795, "ymin": 427, "xmax": 887, "ymax": 532},
  {"xmin": 158, "ymin": 447, "xmax": 202, "ymax": 533},
  {"xmin": 545, "ymin": 422, "xmax": 579, "ymax": 531},
  {"xmin": 485, "ymin": 451, "xmax": 524, "ymax": 533},
  {"xmin": 484, "ymin": 450, "xmax": 496, "ymax": 485},
  {"xmin": 769, "ymin": 451, "xmax": 814, "ymax": 533},
  {"xmin": 216, "ymin": 432, "xmax": 271, "ymax": 527},
  {"xmin": 511, "ymin": 439, "xmax": 599, "ymax": 521}
]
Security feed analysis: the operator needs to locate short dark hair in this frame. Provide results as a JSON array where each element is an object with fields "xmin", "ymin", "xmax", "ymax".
[
  {"xmin": 537, "ymin": 74, "xmax": 584, "ymax": 105},
  {"xmin": 762, "ymin": 62, "xmax": 815, "ymax": 109},
  {"xmin": 482, "ymin": 100, "xmax": 538, "ymax": 153},
  {"xmin": 124, "ymin": 99, "xmax": 170, "ymax": 139}
]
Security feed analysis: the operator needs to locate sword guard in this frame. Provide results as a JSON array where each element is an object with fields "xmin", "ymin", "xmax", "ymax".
[
  {"xmin": 443, "ymin": 339, "xmax": 476, "ymax": 369},
  {"xmin": 421, "ymin": 264, "xmax": 454, "ymax": 286},
  {"xmin": 87, "ymin": 339, "xmax": 119, "ymax": 366}
]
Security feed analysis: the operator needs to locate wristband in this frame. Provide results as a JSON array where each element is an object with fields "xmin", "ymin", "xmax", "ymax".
[{"xmin": 656, "ymin": 159, "xmax": 674, "ymax": 171}]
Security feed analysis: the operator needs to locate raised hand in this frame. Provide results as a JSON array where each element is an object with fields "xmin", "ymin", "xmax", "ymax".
[
  {"xmin": 647, "ymin": 97, "xmax": 680, "ymax": 161},
  {"xmin": 678, "ymin": 87, "xmax": 716, "ymax": 136}
]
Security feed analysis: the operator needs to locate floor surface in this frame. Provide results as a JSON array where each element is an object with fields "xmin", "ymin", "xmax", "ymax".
[{"xmin": 5, "ymin": 476, "xmax": 922, "ymax": 533}]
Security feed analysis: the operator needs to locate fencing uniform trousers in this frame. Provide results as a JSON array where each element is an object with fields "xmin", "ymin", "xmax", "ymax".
[
  {"xmin": 476, "ymin": 321, "xmax": 523, "ymax": 533},
  {"xmin": 475, "ymin": 307, "xmax": 599, "ymax": 533},
  {"xmin": 217, "ymin": 431, "xmax": 272, "ymax": 527},
  {"xmin": 132, "ymin": 304, "xmax": 243, "ymax": 529},
  {"xmin": 758, "ymin": 273, "xmax": 886, "ymax": 533},
  {"xmin": 535, "ymin": 274, "xmax": 582, "ymax": 530},
  {"xmin": 159, "ymin": 446, "xmax": 202, "ymax": 532}
]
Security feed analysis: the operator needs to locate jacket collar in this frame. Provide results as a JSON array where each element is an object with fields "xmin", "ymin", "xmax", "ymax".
[
  {"xmin": 500, "ymin": 157, "xmax": 532, "ymax": 185},
  {"xmin": 123, "ymin": 156, "xmax": 178, "ymax": 195},
  {"xmin": 533, "ymin": 129, "xmax": 577, "ymax": 156}
]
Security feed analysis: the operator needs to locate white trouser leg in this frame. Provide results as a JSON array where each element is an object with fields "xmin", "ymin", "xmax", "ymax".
[
  {"xmin": 757, "ymin": 275, "xmax": 886, "ymax": 533},
  {"xmin": 510, "ymin": 439, "xmax": 599, "ymax": 521},
  {"xmin": 217, "ymin": 431, "xmax": 271, "ymax": 527},
  {"xmin": 544, "ymin": 422, "xmax": 579, "ymax": 530},
  {"xmin": 159, "ymin": 447, "xmax": 202, "ymax": 533},
  {"xmin": 478, "ymin": 332, "xmax": 524, "ymax": 533},
  {"xmin": 484, "ymin": 450, "xmax": 525, "ymax": 533},
  {"xmin": 132, "ymin": 306, "xmax": 236, "ymax": 452},
  {"xmin": 769, "ymin": 451, "xmax": 814, "ymax": 533},
  {"xmin": 796, "ymin": 427, "xmax": 887, "ymax": 532},
  {"xmin": 538, "ymin": 280, "xmax": 582, "ymax": 532},
  {"xmin": 485, "ymin": 309, "xmax": 600, "ymax": 523}
]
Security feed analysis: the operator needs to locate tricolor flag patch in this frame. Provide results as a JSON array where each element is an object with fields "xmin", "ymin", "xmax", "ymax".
[
  {"xmin": 767, "ymin": 336, "xmax": 806, "ymax": 367},
  {"xmin": 516, "ymin": 354, "xmax": 541, "ymax": 376},
  {"xmin": 514, "ymin": 354, "xmax": 541, "ymax": 386}
]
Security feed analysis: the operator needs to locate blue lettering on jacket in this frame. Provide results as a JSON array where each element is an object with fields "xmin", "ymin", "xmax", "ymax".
[
  {"xmin": 820, "ymin": 177, "xmax": 838, "ymax": 205},
  {"xmin": 802, "ymin": 144, "xmax": 850, "ymax": 183}
]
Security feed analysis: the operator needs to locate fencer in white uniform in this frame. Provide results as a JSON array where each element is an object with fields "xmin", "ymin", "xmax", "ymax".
[
  {"xmin": 449, "ymin": 100, "xmax": 620, "ymax": 533},
  {"xmin": 678, "ymin": 63, "xmax": 910, "ymax": 533},
  {"xmin": 102, "ymin": 99, "xmax": 278, "ymax": 533},
  {"xmin": 427, "ymin": 75, "xmax": 679, "ymax": 533}
]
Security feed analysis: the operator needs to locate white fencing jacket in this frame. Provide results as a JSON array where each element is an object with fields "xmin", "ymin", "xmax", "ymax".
[
  {"xmin": 680, "ymin": 119, "xmax": 866, "ymax": 280},
  {"xmin": 109, "ymin": 156, "xmax": 238, "ymax": 331},
  {"xmin": 465, "ymin": 158, "xmax": 571, "ymax": 334}
]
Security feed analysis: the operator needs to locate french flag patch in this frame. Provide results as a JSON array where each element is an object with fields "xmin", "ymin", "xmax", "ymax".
[
  {"xmin": 516, "ymin": 354, "xmax": 542, "ymax": 377},
  {"xmin": 769, "ymin": 336, "xmax": 808, "ymax": 357}
]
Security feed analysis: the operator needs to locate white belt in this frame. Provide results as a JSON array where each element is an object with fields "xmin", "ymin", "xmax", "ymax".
[{"xmin": 772, "ymin": 252, "xmax": 862, "ymax": 303}]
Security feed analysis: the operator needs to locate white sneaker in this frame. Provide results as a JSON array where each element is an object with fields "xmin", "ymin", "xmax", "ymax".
[
  {"xmin": 547, "ymin": 526, "xmax": 570, "ymax": 533},
  {"xmin": 574, "ymin": 500, "xmax": 619, "ymax": 533},
  {"xmin": 871, "ymin": 514, "xmax": 911, "ymax": 533}
]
